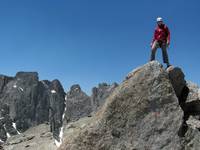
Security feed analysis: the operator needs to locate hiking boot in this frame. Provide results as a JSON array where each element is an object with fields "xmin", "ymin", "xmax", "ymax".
[
  {"xmin": 165, "ymin": 64, "xmax": 172, "ymax": 70},
  {"xmin": 167, "ymin": 64, "xmax": 171, "ymax": 68}
]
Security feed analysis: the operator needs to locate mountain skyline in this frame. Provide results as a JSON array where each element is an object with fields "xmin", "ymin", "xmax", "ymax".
[{"xmin": 0, "ymin": 0, "xmax": 200, "ymax": 94}]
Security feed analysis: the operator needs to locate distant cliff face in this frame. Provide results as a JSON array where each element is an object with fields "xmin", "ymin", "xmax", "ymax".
[
  {"xmin": 64, "ymin": 83, "xmax": 118, "ymax": 123},
  {"xmin": 0, "ymin": 72, "xmax": 65, "ymax": 142},
  {"xmin": 0, "ymin": 72, "xmax": 117, "ymax": 149}
]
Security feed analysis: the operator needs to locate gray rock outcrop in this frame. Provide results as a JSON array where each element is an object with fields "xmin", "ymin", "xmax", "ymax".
[{"xmin": 59, "ymin": 61, "xmax": 200, "ymax": 150}]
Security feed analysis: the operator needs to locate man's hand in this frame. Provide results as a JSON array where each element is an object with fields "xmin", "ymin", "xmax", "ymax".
[
  {"xmin": 167, "ymin": 41, "xmax": 170, "ymax": 48},
  {"xmin": 150, "ymin": 43, "xmax": 153, "ymax": 49}
]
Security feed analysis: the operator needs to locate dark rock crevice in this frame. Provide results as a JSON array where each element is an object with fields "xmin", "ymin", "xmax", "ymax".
[{"xmin": 167, "ymin": 66, "xmax": 200, "ymax": 137}]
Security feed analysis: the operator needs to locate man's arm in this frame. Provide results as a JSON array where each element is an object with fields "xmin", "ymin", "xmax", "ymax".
[
  {"xmin": 151, "ymin": 29, "xmax": 157, "ymax": 48},
  {"xmin": 166, "ymin": 26, "xmax": 170, "ymax": 46}
]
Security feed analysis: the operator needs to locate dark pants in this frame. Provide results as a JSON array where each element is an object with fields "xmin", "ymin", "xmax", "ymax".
[{"xmin": 150, "ymin": 41, "xmax": 170, "ymax": 65}]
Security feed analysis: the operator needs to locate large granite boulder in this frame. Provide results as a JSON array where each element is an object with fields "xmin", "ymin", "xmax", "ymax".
[{"xmin": 59, "ymin": 61, "xmax": 200, "ymax": 150}]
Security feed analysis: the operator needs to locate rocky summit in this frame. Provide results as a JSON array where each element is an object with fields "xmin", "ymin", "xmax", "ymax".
[
  {"xmin": 1, "ymin": 61, "xmax": 200, "ymax": 150},
  {"xmin": 59, "ymin": 61, "xmax": 200, "ymax": 150}
]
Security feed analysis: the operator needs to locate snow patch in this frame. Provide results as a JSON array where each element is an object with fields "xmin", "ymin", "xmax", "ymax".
[
  {"xmin": 0, "ymin": 117, "xmax": 4, "ymax": 120},
  {"xmin": 12, "ymin": 84, "xmax": 24, "ymax": 92},
  {"xmin": 55, "ymin": 139, "xmax": 62, "ymax": 147},
  {"xmin": 19, "ymin": 87, "xmax": 24, "ymax": 92},
  {"xmin": 51, "ymin": 90, "xmax": 56, "ymax": 94},
  {"xmin": 62, "ymin": 107, "xmax": 67, "ymax": 120},
  {"xmin": 0, "ymin": 139, "xmax": 4, "ymax": 143},
  {"xmin": 54, "ymin": 100, "xmax": 67, "ymax": 147},
  {"xmin": 59, "ymin": 126, "xmax": 64, "ymax": 139},
  {"xmin": 3, "ymin": 124, "xmax": 10, "ymax": 138},
  {"xmin": 55, "ymin": 126, "xmax": 64, "ymax": 147},
  {"xmin": 41, "ymin": 81, "xmax": 49, "ymax": 88},
  {"xmin": 6, "ymin": 132, "xmax": 11, "ymax": 138},
  {"xmin": 12, "ymin": 122, "xmax": 20, "ymax": 134},
  {"xmin": 74, "ymin": 87, "xmax": 79, "ymax": 91}
]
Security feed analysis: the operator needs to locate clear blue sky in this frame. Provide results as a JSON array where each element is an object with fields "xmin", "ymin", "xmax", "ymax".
[{"xmin": 0, "ymin": 0, "xmax": 199, "ymax": 94}]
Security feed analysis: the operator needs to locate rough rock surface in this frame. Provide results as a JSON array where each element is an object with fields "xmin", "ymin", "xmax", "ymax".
[
  {"xmin": 187, "ymin": 81, "xmax": 200, "ymax": 102},
  {"xmin": 0, "ymin": 72, "xmax": 65, "ymax": 142},
  {"xmin": 3, "ymin": 123, "xmax": 57, "ymax": 150},
  {"xmin": 91, "ymin": 83, "xmax": 118, "ymax": 112},
  {"xmin": 2, "ymin": 61, "xmax": 200, "ymax": 150},
  {"xmin": 59, "ymin": 61, "xmax": 200, "ymax": 150}
]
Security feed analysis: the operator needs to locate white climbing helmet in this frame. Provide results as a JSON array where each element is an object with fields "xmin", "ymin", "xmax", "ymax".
[{"xmin": 156, "ymin": 17, "xmax": 163, "ymax": 22}]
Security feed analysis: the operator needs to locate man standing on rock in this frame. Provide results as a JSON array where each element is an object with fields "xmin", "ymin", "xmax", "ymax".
[{"xmin": 150, "ymin": 17, "xmax": 171, "ymax": 68}]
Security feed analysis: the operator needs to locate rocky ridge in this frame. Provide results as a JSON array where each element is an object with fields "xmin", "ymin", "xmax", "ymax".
[
  {"xmin": 0, "ymin": 72, "xmax": 117, "ymax": 149},
  {"xmin": 1, "ymin": 61, "xmax": 200, "ymax": 150}
]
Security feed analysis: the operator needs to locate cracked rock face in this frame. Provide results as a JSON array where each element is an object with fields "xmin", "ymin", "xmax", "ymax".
[
  {"xmin": 59, "ymin": 61, "xmax": 200, "ymax": 150},
  {"xmin": 0, "ymin": 72, "xmax": 65, "ymax": 142}
]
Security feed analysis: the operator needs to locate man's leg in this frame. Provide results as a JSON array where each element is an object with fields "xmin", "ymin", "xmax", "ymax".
[
  {"xmin": 150, "ymin": 41, "xmax": 158, "ymax": 61},
  {"xmin": 161, "ymin": 43, "xmax": 170, "ymax": 66}
]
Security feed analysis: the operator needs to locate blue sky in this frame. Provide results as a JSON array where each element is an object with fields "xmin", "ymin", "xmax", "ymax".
[{"xmin": 0, "ymin": 0, "xmax": 199, "ymax": 94}]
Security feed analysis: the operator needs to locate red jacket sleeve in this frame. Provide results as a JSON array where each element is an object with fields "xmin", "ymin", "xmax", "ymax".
[
  {"xmin": 151, "ymin": 28, "xmax": 157, "ymax": 45},
  {"xmin": 166, "ymin": 26, "xmax": 170, "ymax": 44}
]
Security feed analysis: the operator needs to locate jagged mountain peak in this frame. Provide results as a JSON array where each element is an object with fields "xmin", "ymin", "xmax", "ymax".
[
  {"xmin": 69, "ymin": 84, "xmax": 82, "ymax": 94},
  {"xmin": 15, "ymin": 72, "xmax": 39, "ymax": 80}
]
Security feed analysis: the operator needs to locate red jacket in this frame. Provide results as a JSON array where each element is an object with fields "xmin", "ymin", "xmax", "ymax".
[{"xmin": 151, "ymin": 24, "xmax": 170, "ymax": 45}]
